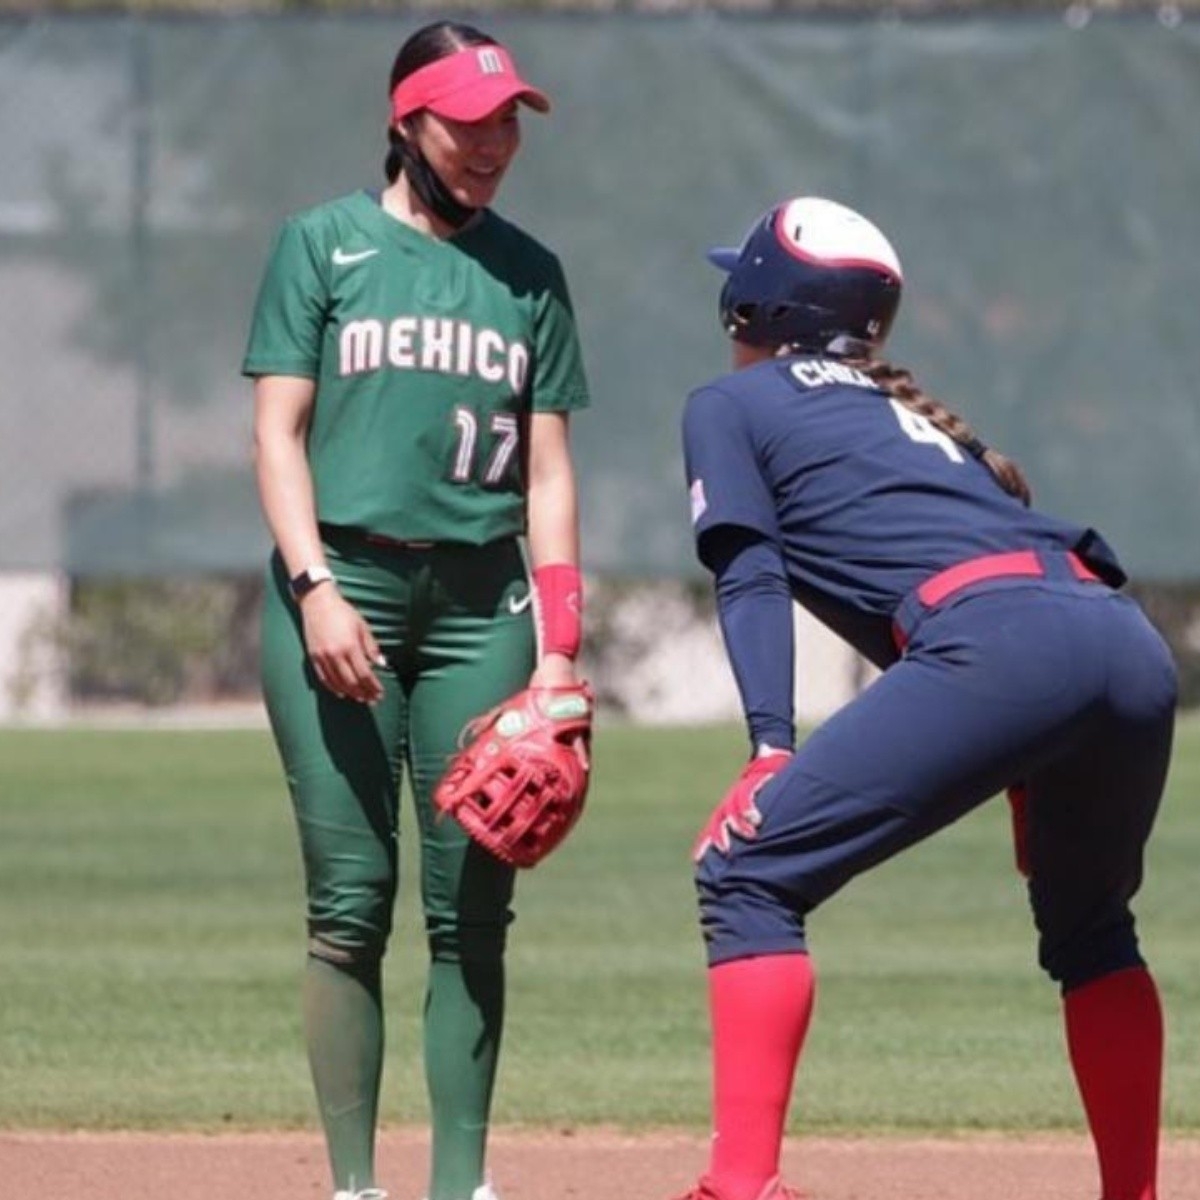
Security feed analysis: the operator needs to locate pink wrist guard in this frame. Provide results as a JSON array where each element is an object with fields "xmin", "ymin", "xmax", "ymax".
[{"xmin": 533, "ymin": 563, "xmax": 583, "ymax": 659}]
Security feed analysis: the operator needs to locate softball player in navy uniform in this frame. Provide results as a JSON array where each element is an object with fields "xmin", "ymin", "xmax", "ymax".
[
  {"xmin": 242, "ymin": 23, "xmax": 588, "ymax": 1200},
  {"xmin": 679, "ymin": 197, "xmax": 1176, "ymax": 1200}
]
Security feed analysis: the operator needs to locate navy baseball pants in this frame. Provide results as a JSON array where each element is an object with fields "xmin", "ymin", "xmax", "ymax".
[{"xmin": 697, "ymin": 576, "xmax": 1177, "ymax": 990}]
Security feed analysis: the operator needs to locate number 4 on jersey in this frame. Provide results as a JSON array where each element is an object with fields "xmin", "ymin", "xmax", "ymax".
[{"xmin": 888, "ymin": 398, "xmax": 964, "ymax": 464}]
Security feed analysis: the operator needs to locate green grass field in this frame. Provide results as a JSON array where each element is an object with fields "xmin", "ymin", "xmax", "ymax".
[{"xmin": 1, "ymin": 715, "xmax": 1197, "ymax": 1134}]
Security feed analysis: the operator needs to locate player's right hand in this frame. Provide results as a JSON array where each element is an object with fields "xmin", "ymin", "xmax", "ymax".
[
  {"xmin": 693, "ymin": 748, "xmax": 792, "ymax": 861},
  {"xmin": 299, "ymin": 586, "xmax": 386, "ymax": 704}
]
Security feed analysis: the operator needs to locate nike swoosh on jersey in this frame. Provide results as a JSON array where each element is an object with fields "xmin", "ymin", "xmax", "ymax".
[
  {"xmin": 332, "ymin": 247, "xmax": 380, "ymax": 266},
  {"xmin": 506, "ymin": 591, "xmax": 533, "ymax": 615}
]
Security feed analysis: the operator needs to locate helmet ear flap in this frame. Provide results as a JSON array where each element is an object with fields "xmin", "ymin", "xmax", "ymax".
[
  {"xmin": 729, "ymin": 303, "xmax": 759, "ymax": 330},
  {"xmin": 718, "ymin": 279, "xmax": 753, "ymax": 338}
]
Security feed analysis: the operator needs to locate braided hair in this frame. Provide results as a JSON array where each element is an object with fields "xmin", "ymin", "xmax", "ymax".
[{"xmin": 849, "ymin": 357, "xmax": 1032, "ymax": 505}]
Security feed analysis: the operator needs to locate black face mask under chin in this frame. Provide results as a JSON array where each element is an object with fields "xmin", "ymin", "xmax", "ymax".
[{"xmin": 396, "ymin": 139, "xmax": 478, "ymax": 231}]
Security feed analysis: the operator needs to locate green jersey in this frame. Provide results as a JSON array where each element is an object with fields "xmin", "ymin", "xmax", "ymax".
[{"xmin": 243, "ymin": 190, "xmax": 590, "ymax": 544}]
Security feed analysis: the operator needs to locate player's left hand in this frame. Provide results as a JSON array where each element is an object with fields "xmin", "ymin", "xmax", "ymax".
[
  {"xmin": 434, "ymin": 682, "xmax": 593, "ymax": 868},
  {"xmin": 694, "ymin": 748, "xmax": 792, "ymax": 861}
]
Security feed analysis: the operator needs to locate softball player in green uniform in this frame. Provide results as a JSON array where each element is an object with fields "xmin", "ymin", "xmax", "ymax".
[{"xmin": 242, "ymin": 23, "xmax": 589, "ymax": 1200}]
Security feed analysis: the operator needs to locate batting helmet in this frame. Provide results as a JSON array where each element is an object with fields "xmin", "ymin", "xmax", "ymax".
[{"xmin": 708, "ymin": 196, "xmax": 903, "ymax": 354}]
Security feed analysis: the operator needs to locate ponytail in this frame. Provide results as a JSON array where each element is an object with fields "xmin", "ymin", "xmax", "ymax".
[
  {"xmin": 851, "ymin": 357, "xmax": 1032, "ymax": 505},
  {"xmin": 384, "ymin": 127, "xmax": 404, "ymax": 184}
]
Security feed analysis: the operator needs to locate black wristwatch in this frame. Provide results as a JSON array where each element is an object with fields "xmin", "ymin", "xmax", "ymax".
[{"xmin": 288, "ymin": 565, "xmax": 334, "ymax": 601}]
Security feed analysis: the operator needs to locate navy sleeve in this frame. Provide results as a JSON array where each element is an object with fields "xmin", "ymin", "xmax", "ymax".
[
  {"xmin": 683, "ymin": 385, "xmax": 780, "ymax": 568},
  {"xmin": 707, "ymin": 527, "xmax": 796, "ymax": 753}
]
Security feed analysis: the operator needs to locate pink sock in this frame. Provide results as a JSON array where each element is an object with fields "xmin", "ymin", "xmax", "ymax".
[
  {"xmin": 706, "ymin": 953, "xmax": 815, "ymax": 1200},
  {"xmin": 1064, "ymin": 966, "xmax": 1163, "ymax": 1200}
]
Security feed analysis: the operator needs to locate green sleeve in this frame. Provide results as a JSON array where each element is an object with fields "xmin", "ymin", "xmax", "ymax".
[
  {"xmin": 241, "ymin": 217, "xmax": 329, "ymax": 379},
  {"xmin": 530, "ymin": 257, "xmax": 590, "ymax": 414}
]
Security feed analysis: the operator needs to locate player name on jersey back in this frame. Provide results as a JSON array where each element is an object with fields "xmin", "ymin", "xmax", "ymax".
[
  {"xmin": 789, "ymin": 359, "xmax": 875, "ymax": 391},
  {"xmin": 339, "ymin": 316, "xmax": 529, "ymax": 392}
]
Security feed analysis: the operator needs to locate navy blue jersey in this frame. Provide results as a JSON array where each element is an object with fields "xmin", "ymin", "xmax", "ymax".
[{"xmin": 683, "ymin": 355, "xmax": 1123, "ymax": 664}]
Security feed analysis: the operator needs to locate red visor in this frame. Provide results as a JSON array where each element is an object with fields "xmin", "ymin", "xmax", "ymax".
[{"xmin": 391, "ymin": 45, "xmax": 550, "ymax": 123}]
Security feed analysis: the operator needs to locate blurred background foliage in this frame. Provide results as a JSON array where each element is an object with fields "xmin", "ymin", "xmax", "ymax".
[{"xmin": 15, "ymin": 574, "xmax": 1197, "ymax": 710}]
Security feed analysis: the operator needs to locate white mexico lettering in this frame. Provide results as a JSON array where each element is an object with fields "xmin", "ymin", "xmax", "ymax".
[
  {"xmin": 420, "ymin": 318, "xmax": 454, "ymax": 373},
  {"xmin": 387, "ymin": 317, "xmax": 418, "ymax": 369},
  {"xmin": 475, "ymin": 328, "xmax": 507, "ymax": 383},
  {"xmin": 340, "ymin": 320, "xmax": 385, "ymax": 375},
  {"xmin": 507, "ymin": 343, "xmax": 529, "ymax": 394},
  {"xmin": 339, "ymin": 316, "xmax": 530, "ymax": 391}
]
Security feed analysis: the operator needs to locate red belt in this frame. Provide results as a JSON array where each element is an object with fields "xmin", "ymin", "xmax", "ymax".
[
  {"xmin": 364, "ymin": 533, "xmax": 435, "ymax": 550},
  {"xmin": 892, "ymin": 550, "xmax": 1101, "ymax": 651},
  {"xmin": 319, "ymin": 523, "xmax": 437, "ymax": 551}
]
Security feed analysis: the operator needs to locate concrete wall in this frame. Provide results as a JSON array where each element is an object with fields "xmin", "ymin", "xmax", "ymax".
[
  {"xmin": 0, "ymin": 574, "xmax": 873, "ymax": 728},
  {"xmin": 0, "ymin": 572, "xmax": 67, "ymax": 720},
  {"xmin": 595, "ymin": 582, "xmax": 873, "ymax": 731}
]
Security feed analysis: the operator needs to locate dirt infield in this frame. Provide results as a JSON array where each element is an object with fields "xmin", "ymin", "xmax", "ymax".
[{"xmin": 5, "ymin": 1128, "xmax": 1200, "ymax": 1200}]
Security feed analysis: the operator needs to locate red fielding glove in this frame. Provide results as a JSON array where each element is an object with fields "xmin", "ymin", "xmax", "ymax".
[
  {"xmin": 693, "ymin": 748, "xmax": 792, "ymax": 862},
  {"xmin": 434, "ymin": 684, "xmax": 593, "ymax": 869}
]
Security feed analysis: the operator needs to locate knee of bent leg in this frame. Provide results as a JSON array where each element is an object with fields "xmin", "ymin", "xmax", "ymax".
[
  {"xmin": 695, "ymin": 854, "xmax": 809, "ymax": 964},
  {"xmin": 1039, "ymin": 910, "xmax": 1145, "ymax": 992}
]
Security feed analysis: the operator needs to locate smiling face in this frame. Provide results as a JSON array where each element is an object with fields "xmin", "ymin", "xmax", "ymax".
[{"xmin": 402, "ymin": 102, "xmax": 521, "ymax": 211}]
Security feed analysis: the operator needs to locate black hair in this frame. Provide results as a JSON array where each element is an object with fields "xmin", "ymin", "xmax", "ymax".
[{"xmin": 383, "ymin": 21, "xmax": 498, "ymax": 184}]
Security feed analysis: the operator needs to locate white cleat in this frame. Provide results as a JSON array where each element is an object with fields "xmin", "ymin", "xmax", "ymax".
[
  {"xmin": 333, "ymin": 1190, "xmax": 388, "ymax": 1200},
  {"xmin": 420, "ymin": 1180, "xmax": 500, "ymax": 1200}
]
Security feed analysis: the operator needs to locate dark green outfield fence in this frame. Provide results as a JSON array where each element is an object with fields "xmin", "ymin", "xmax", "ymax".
[{"xmin": 2, "ymin": 12, "xmax": 1198, "ymax": 578}]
